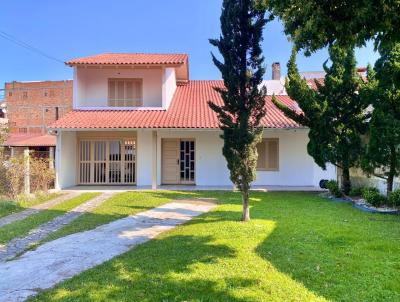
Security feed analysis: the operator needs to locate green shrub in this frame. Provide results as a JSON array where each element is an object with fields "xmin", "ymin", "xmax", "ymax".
[
  {"xmin": 388, "ymin": 189, "xmax": 400, "ymax": 208},
  {"xmin": 326, "ymin": 180, "xmax": 343, "ymax": 197},
  {"xmin": 349, "ymin": 186, "xmax": 365, "ymax": 197},
  {"xmin": 362, "ymin": 187, "xmax": 386, "ymax": 207}
]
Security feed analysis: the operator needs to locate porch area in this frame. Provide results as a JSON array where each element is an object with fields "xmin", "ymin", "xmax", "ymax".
[{"xmin": 55, "ymin": 128, "xmax": 336, "ymax": 190}]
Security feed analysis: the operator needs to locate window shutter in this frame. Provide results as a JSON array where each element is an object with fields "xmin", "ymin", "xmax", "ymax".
[
  {"xmin": 266, "ymin": 139, "xmax": 279, "ymax": 170},
  {"xmin": 108, "ymin": 80, "xmax": 116, "ymax": 106},
  {"xmin": 108, "ymin": 79, "xmax": 143, "ymax": 107},
  {"xmin": 125, "ymin": 81, "xmax": 134, "ymax": 106},
  {"xmin": 117, "ymin": 81, "xmax": 125, "ymax": 106},
  {"xmin": 256, "ymin": 140, "xmax": 267, "ymax": 169},
  {"xmin": 256, "ymin": 138, "xmax": 279, "ymax": 171},
  {"xmin": 134, "ymin": 81, "xmax": 142, "ymax": 105}
]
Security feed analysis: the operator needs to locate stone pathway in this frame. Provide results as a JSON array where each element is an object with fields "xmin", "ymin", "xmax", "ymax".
[
  {"xmin": 0, "ymin": 192, "xmax": 115, "ymax": 262},
  {"xmin": 0, "ymin": 192, "xmax": 80, "ymax": 228},
  {"xmin": 0, "ymin": 199, "xmax": 216, "ymax": 302}
]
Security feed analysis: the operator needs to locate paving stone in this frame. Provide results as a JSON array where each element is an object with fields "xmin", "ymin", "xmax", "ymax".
[
  {"xmin": 0, "ymin": 199, "xmax": 216, "ymax": 302},
  {"xmin": 0, "ymin": 192, "xmax": 115, "ymax": 262}
]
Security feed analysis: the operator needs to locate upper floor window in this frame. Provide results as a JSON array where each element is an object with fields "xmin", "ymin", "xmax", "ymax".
[
  {"xmin": 22, "ymin": 91, "xmax": 28, "ymax": 99},
  {"xmin": 108, "ymin": 78, "xmax": 143, "ymax": 107}
]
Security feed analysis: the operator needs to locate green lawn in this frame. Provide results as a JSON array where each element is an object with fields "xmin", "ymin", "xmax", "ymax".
[
  {"xmin": 0, "ymin": 192, "xmax": 100, "ymax": 244},
  {"xmin": 0, "ymin": 192, "xmax": 61, "ymax": 218},
  {"xmin": 28, "ymin": 191, "xmax": 400, "ymax": 302}
]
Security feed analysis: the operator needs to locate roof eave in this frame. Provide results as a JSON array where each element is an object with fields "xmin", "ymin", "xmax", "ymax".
[{"xmin": 65, "ymin": 62, "xmax": 186, "ymax": 68}]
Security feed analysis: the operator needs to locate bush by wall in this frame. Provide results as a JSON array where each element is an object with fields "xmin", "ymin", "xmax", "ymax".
[
  {"xmin": 361, "ymin": 187, "xmax": 387, "ymax": 207},
  {"xmin": 349, "ymin": 186, "xmax": 365, "ymax": 197},
  {"xmin": 326, "ymin": 180, "xmax": 343, "ymax": 197},
  {"xmin": 388, "ymin": 189, "xmax": 400, "ymax": 208}
]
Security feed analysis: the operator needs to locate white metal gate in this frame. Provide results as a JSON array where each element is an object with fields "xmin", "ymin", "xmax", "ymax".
[{"xmin": 78, "ymin": 139, "xmax": 136, "ymax": 185}]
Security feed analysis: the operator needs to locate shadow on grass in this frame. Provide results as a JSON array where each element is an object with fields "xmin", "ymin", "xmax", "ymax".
[
  {"xmin": 32, "ymin": 234, "xmax": 250, "ymax": 302},
  {"xmin": 22, "ymin": 190, "xmax": 400, "ymax": 301},
  {"xmin": 252, "ymin": 192, "xmax": 400, "ymax": 302}
]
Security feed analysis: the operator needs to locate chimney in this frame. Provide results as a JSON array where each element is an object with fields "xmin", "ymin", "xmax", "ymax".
[{"xmin": 272, "ymin": 62, "xmax": 281, "ymax": 80}]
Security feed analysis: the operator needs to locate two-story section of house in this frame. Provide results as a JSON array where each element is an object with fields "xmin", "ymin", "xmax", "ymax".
[{"xmin": 51, "ymin": 53, "xmax": 335, "ymax": 189}]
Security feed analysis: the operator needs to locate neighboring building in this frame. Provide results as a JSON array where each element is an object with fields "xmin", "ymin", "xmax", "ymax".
[
  {"xmin": 50, "ymin": 53, "xmax": 335, "ymax": 189},
  {"xmin": 0, "ymin": 104, "xmax": 5, "ymax": 119},
  {"xmin": 2, "ymin": 80, "xmax": 72, "ymax": 159},
  {"xmin": 0, "ymin": 102, "xmax": 6, "ymax": 121},
  {"xmin": 0, "ymin": 102, "xmax": 7, "ymax": 134}
]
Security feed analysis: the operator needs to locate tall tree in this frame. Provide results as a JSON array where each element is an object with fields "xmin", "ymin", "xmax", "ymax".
[
  {"xmin": 263, "ymin": 0, "xmax": 400, "ymax": 54},
  {"xmin": 209, "ymin": 0, "xmax": 267, "ymax": 221},
  {"xmin": 273, "ymin": 44, "xmax": 368, "ymax": 194},
  {"xmin": 361, "ymin": 44, "xmax": 400, "ymax": 194}
]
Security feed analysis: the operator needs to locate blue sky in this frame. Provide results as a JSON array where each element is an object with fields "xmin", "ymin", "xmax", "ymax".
[{"xmin": 0, "ymin": 0, "xmax": 378, "ymax": 91}]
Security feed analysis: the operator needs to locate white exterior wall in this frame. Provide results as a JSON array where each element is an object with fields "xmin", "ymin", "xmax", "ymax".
[
  {"xmin": 155, "ymin": 129, "xmax": 334, "ymax": 187},
  {"xmin": 162, "ymin": 68, "xmax": 177, "ymax": 109},
  {"xmin": 136, "ymin": 130, "xmax": 154, "ymax": 186},
  {"xmin": 55, "ymin": 128, "xmax": 335, "ymax": 189},
  {"xmin": 254, "ymin": 129, "xmax": 335, "ymax": 187},
  {"xmin": 156, "ymin": 130, "xmax": 231, "ymax": 186},
  {"xmin": 55, "ymin": 131, "xmax": 77, "ymax": 189},
  {"xmin": 74, "ymin": 67, "xmax": 163, "ymax": 108}
]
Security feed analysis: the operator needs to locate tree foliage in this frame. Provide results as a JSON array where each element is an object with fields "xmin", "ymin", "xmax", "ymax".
[
  {"xmin": 209, "ymin": 0, "xmax": 267, "ymax": 221},
  {"xmin": 264, "ymin": 0, "xmax": 400, "ymax": 54},
  {"xmin": 361, "ymin": 44, "xmax": 400, "ymax": 194},
  {"xmin": 272, "ymin": 44, "xmax": 368, "ymax": 194}
]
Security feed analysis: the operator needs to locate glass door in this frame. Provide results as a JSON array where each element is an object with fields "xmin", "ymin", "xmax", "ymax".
[{"xmin": 179, "ymin": 140, "xmax": 195, "ymax": 184}]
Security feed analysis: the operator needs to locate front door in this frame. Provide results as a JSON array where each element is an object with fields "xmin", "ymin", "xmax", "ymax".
[{"xmin": 162, "ymin": 139, "xmax": 195, "ymax": 185}]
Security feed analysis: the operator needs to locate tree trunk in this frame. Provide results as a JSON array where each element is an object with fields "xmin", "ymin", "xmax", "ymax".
[
  {"xmin": 242, "ymin": 189, "xmax": 250, "ymax": 221},
  {"xmin": 341, "ymin": 167, "xmax": 351, "ymax": 195},
  {"xmin": 387, "ymin": 173, "xmax": 394, "ymax": 196},
  {"xmin": 387, "ymin": 146, "xmax": 397, "ymax": 195}
]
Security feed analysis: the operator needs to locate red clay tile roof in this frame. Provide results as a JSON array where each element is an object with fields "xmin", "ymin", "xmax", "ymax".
[
  {"xmin": 66, "ymin": 53, "xmax": 188, "ymax": 66},
  {"xmin": 3, "ymin": 134, "xmax": 56, "ymax": 147},
  {"xmin": 50, "ymin": 80, "xmax": 302, "ymax": 130}
]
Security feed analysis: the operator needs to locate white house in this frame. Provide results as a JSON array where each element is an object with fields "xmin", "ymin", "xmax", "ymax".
[{"xmin": 51, "ymin": 53, "xmax": 335, "ymax": 189}]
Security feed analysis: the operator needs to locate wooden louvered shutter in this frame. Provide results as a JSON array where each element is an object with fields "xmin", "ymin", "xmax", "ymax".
[
  {"xmin": 257, "ymin": 140, "xmax": 267, "ymax": 169},
  {"xmin": 266, "ymin": 138, "xmax": 279, "ymax": 171},
  {"xmin": 134, "ymin": 80, "xmax": 142, "ymax": 106},
  {"xmin": 125, "ymin": 80, "xmax": 133, "ymax": 106},
  {"xmin": 108, "ymin": 80, "xmax": 116, "ymax": 106},
  {"xmin": 257, "ymin": 138, "xmax": 279, "ymax": 171},
  {"xmin": 117, "ymin": 81, "xmax": 125, "ymax": 107},
  {"xmin": 108, "ymin": 79, "xmax": 142, "ymax": 107}
]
